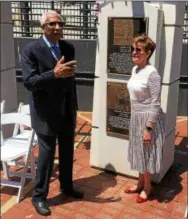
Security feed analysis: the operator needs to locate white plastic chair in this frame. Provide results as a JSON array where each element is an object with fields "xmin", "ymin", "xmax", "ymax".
[
  {"xmin": 1, "ymin": 100, "xmax": 5, "ymax": 114},
  {"xmin": 1, "ymin": 100, "xmax": 5, "ymax": 144},
  {"xmin": 1, "ymin": 113, "xmax": 36, "ymax": 202},
  {"xmin": 1, "ymin": 100, "xmax": 9, "ymax": 178},
  {"xmin": 13, "ymin": 102, "xmax": 38, "ymax": 144},
  {"xmin": 13, "ymin": 103, "xmax": 30, "ymax": 136}
]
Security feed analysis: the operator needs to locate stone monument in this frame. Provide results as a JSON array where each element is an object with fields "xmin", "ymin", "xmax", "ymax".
[{"xmin": 90, "ymin": 1, "xmax": 185, "ymax": 183}]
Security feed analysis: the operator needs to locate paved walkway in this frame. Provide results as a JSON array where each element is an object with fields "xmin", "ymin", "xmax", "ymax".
[{"xmin": 1, "ymin": 113, "xmax": 187, "ymax": 219}]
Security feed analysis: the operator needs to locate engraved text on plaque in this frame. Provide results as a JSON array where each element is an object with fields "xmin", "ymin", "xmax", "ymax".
[
  {"xmin": 107, "ymin": 82, "xmax": 131, "ymax": 138},
  {"xmin": 107, "ymin": 17, "xmax": 148, "ymax": 76}
]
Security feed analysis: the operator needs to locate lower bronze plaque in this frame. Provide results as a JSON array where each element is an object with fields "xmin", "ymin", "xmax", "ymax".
[{"xmin": 107, "ymin": 82, "xmax": 131, "ymax": 138}]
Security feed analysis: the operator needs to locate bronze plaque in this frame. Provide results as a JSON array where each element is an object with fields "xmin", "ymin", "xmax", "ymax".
[
  {"xmin": 107, "ymin": 17, "xmax": 148, "ymax": 76},
  {"xmin": 107, "ymin": 82, "xmax": 131, "ymax": 138}
]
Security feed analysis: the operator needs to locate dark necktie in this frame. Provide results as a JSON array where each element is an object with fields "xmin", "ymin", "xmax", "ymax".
[{"xmin": 51, "ymin": 45, "xmax": 61, "ymax": 60}]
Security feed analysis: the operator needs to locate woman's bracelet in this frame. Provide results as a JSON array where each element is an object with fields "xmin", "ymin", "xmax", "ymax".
[{"xmin": 146, "ymin": 126, "xmax": 153, "ymax": 132}]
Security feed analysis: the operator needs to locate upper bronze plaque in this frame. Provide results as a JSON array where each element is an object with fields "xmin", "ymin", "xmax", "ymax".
[{"xmin": 107, "ymin": 17, "xmax": 148, "ymax": 76}]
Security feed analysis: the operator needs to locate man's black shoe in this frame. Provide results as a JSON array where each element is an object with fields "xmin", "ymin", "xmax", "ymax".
[
  {"xmin": 62, "ymin": 188, "xmax": 84, "ymax": 199},
  {"xmin": 32, "ymin": 200, "xmax": 51, "ymax": 216}
]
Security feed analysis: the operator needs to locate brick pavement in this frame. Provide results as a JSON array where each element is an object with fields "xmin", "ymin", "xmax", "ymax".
[{"xmin": 1, "ymin": 113, "xmax": 187, "ymax": 219}]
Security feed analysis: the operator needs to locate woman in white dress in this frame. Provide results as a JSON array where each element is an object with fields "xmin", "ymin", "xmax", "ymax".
[{"xmin": 126, "ymin": 35, "xmax": 165, "ymax": 203}]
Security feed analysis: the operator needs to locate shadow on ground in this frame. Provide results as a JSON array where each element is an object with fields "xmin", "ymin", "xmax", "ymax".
[
  {"xmin": 150, "ymin": 141, "xmax": 187, "ymax": 203},
  {"xmin": 47, "ymin": 170, "xmax": 121, "ymax": 207}
]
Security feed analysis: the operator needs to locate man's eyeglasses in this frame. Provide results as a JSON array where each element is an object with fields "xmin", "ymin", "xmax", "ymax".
[
  {"xmin": 131, "ymin": 46, "xmax": 142, "ymax": 53},
  {"xmin": 46, "ymin": 22, "xmax": 65, "ymax": 27}
]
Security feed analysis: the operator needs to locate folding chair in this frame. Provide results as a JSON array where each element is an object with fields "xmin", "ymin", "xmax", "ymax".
[
  {"xmin": 0, "ymin": 100, "xmax": 9, "ymax": 178},
  {"xmin": 1, "ymin": 113, "xmax": 36, "ymax": 203},
  {"xmin": 1, "ymin": 100, "xmax": 5, "ymax": 144},
  {"xmin": 1, "ymin": 100, "xmax": 5, "ymax": 114},
  {"xmin": 13, "ymin": 103, "xmax": 38, "ymax": 144}
]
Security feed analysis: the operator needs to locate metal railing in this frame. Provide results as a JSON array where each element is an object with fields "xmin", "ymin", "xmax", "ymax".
[
  {"xmin": 11, "ymin": 1, "xmax": 98, "ymax": 39},
  {"xmin": 11, "ymin": 1, "xmax": 188, "ymax": 40}
]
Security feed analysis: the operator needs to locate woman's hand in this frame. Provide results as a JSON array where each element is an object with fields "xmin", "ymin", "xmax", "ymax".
[{"xmin": 142, "ymin": 130, "xmax": 152, "ymax": 146}]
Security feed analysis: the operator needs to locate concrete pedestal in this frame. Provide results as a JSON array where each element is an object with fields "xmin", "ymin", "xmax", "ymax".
[
  {"xmin": 1, "ymin": 2, "xmax": 17, "ymax": 137},
  {"xmin": 90, "ymin": 1, "xmax": 185, "ymax": 183},
  {"xmin": 0, "ymin": 2, "xmax": 17, "ymax": 111}
]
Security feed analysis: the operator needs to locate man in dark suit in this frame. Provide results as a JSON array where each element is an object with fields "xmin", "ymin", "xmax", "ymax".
[{"xmin": 21, "ymin": 10, "xmax": 84, "ymax": 216}]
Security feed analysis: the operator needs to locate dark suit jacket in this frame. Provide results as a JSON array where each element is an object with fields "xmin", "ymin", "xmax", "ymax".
[{"xmin": 21, "ymin": 36, "xmax": 78, "ymax": 135}]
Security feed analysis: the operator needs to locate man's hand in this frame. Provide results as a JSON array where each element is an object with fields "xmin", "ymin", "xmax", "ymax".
[{"xmin": 54, "ymin": 56, "xmax": 77, "ymax": 78}]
